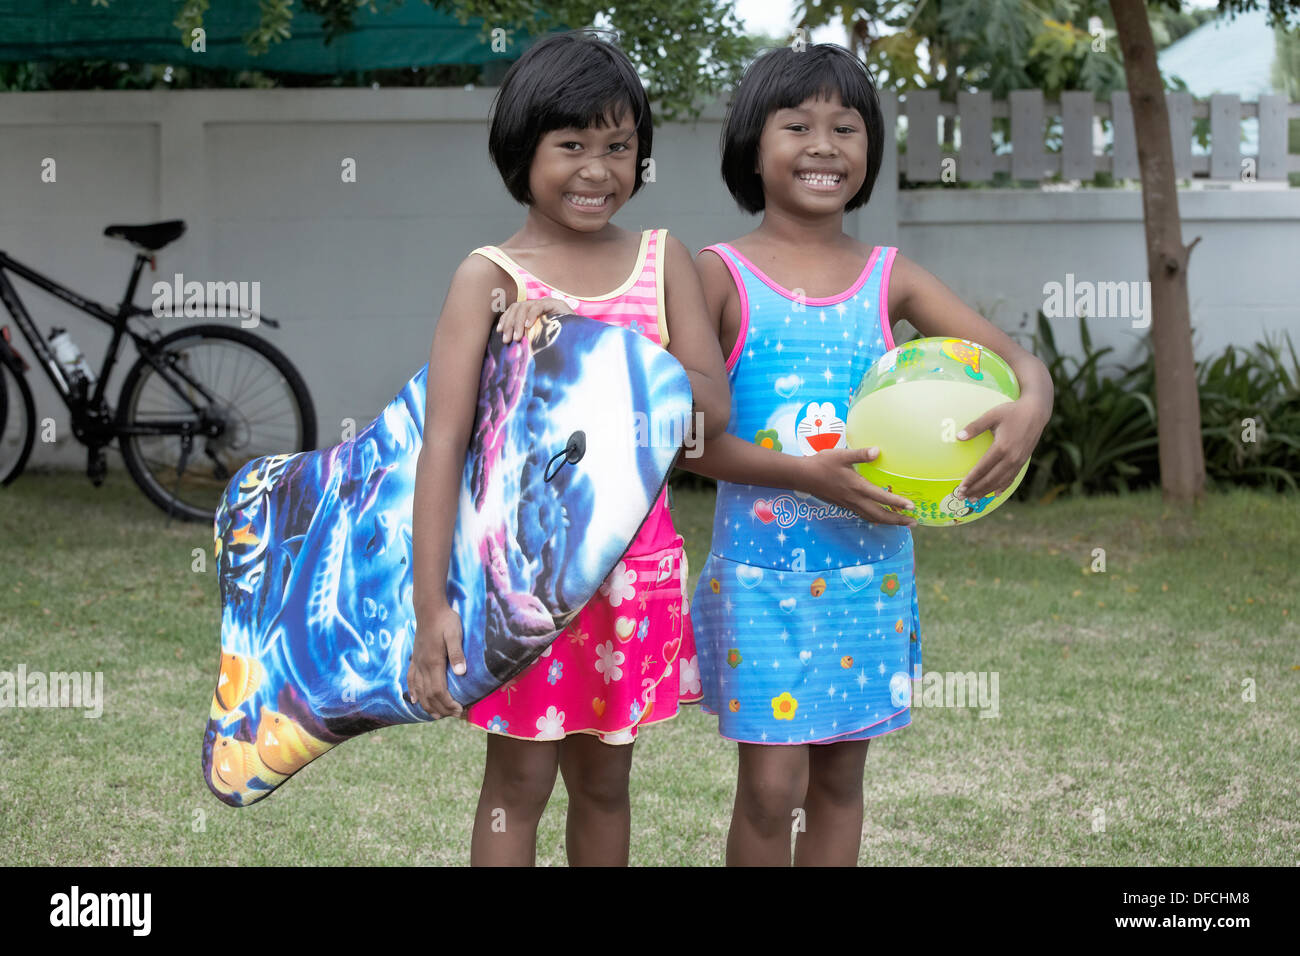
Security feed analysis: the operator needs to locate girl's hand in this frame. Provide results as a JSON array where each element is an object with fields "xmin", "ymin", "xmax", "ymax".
[
  {"xmin": 954, "ymin": 396, "xmax": 1051, "ymax": 500},
  {"xmin": 406, "ymin": 603, "xmax": 467, "ymax": 718},
  {"xmin": 801, "ymin": 447, "xmax": 918, "ymax": 527},
  {"xmin": 883, "ymin": 253, "xmax": 1055, "ymax": 502},
  {"xmin": 495, "ymin": 297, "xmax": 574, "ymax": 343}
]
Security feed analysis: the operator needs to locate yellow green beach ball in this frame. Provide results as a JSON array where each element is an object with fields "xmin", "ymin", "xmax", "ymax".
[{"xmin": 846, "ymin": 337, "xmax": 1029, "ymax": 526}]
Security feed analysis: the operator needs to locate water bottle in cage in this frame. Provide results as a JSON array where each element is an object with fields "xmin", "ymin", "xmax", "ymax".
[{"xmin": 48, "ymin": 327, "xmax": 96, "ymax": 389}]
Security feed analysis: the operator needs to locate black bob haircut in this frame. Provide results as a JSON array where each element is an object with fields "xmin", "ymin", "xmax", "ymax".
[
  {"xmin": 488, "ymin": 30, "xmax": 654, "ymax": 206},
  {"xmin": 720, "ymin": 44, "xmax": 886, "ymax": 215}
]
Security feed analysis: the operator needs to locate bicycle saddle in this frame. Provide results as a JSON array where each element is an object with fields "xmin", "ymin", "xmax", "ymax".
[{"xmin": 103, "ymin": 220, "xmax": 187, "ymax": 251}]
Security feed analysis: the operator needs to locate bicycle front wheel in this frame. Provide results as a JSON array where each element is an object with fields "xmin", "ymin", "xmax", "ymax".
[{"xmin": 118, "ymin": 324, "xmax": 317, "ymax": 522}]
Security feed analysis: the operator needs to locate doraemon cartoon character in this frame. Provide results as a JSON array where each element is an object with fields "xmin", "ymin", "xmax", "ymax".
[{"xmin": 796, "ymin": 401, "xmax": 846, "ymax": 455}]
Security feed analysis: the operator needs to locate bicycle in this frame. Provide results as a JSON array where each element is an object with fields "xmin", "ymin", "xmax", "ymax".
[{"xmin": 0, "ymin": 219, "xmax": 317, "ymax": 522}]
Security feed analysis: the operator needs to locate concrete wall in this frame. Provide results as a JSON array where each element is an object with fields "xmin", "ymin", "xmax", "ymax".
[
  {"xmin": 898, "ymin": 188, "xmax": 1300, "ymax": 363},
  {"xmin": 1, "ymin": 88, "xmax": 1296, "ymax": 467}
]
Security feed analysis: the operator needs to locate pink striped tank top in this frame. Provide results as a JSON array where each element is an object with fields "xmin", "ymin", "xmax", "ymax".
[{"xmin": 468, "ymin": 228, "xmax": 678, "ymax": 554}]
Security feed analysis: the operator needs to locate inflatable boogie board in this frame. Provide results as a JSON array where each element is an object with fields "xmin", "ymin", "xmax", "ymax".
[{"xmin": 202, "ymin": 314, "xmax": 693, "ymax": 807}]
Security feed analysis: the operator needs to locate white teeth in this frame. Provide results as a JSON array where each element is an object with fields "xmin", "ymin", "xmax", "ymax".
[
  {"xmin": 566, "ymin": 193, "xmax": 608, "ymax": 206},
  {"xmin": 798, "ymin": 173, "xmax": 841, "ymax": 186}
]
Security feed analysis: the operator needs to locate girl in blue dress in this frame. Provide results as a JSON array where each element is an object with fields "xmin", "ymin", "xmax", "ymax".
[{"xmin": 685, "ymin": 44, "xmax": 1053, "ymax": 865}]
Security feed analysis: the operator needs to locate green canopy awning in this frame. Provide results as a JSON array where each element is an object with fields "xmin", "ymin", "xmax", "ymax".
[{"xmin": 0, "ymin": 0, "xmax": 539, "ymax": 73}]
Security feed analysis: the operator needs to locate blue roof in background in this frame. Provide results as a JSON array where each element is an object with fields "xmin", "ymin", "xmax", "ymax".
[{"xmin": 1157, "ymin": 7, "xmax": 1278, "ymax": 98}]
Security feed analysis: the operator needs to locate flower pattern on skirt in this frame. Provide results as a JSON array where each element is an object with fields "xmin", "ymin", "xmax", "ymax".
[{"xmin": 465, "ymin": 491, "xmax": 699, "ymax": 745}]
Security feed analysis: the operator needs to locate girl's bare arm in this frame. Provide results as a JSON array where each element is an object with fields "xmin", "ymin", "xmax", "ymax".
[
  {"xmin": 888, "ymin": 253, "xmax": 1053, "ymax": 500},
  {"xmin": 661, "ymin": 235, "xmax": 732, "ymax": 441},
  {"xmin": 408, "ymin": 254, "xmax": 507, "ymax": 717}
]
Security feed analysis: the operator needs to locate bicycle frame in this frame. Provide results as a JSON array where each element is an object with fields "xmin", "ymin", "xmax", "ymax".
[{"xmin": 0, "ymin": 249, "xmax": 244, "ymax": 443}]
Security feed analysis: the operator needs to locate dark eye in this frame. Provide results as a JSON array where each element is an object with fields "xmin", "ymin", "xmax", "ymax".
[
  {"xmin": 560, "ymin": 141, "xmax": 583, "ymax": 151},
  {"xmin": 787, "ymin": 124, "xmax": 808, "ymax": 132},
  {"xmin": 607, "ymin": 142, "xmax": 630, "ymax": 153},
  {"xmin": 836, "ymin": 126, "xmax": 856, "ymax": 134}
]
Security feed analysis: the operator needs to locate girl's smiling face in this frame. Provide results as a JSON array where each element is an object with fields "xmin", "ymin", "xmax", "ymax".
[
  {"xmin": 528, "ymin": 106, "xmax": 639, "ymax": 231},
  {"xmin": 756, "ymin": 93, "xmax": 868, "ymax": 215}
]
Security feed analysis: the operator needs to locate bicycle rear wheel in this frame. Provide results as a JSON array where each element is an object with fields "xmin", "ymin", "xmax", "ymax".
[
  {"xmin": 118, "ymin": 323, "xmax": 317, "ymax": 522},
  {"xmin": 0, "ymin": 357, "xmax": 36, "ymax": 486}
]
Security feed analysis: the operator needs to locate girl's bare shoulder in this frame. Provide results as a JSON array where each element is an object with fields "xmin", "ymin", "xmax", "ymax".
[
  {"xmin": 714, "ymin": 232, "xmax": 760, "ymax": 257},
  {"xmin": 693, "ymin": 232, "xmax": 758, "ymax": 280},
  {"xmin": 882, "ymin": 250, "xmax": 926, "ymax": 298},
  {"xmin": 693, "ymin": 240, "xmax": 742, "ymax": 281},
  {"xmin": 453, "ymin": 247, "xmax": 515, "ymax": 293}
]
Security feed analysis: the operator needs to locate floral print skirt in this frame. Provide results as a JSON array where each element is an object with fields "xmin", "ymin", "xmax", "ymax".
[{"xmin": 464, "ymin": 492, "xmax": 701, "ymax": 745}]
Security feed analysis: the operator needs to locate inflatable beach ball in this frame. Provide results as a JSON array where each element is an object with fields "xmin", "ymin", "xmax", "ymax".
[{"xmin": 846, "ymin": 337, "xmax": 1029, "ymax": 526}]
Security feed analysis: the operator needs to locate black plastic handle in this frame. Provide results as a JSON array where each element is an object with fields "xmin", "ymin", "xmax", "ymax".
[{"xmin": 544, "ymin": 430, "xmax": 586, "ymax": 482}]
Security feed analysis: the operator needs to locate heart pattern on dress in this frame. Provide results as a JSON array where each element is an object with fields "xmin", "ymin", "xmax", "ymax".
[
  {"xmin": 840, "ymin": 566, "xmax": 874, "ymax": 592},
  {"xmin": 661, "ymin": 635, "xmax": 681, "ymax": 663}
]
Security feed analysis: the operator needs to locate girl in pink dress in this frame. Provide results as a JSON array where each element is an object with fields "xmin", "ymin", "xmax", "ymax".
[
  {"xmin": 466, "ymin": 230, "xmax": 699, "ymax": 743},
  {"xmin": 405, "ymin": 31, "xmax": 730, "ymax": 866}
]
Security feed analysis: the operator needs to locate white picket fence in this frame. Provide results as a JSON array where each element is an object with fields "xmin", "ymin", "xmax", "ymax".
[{"xmin": 900, "ymin": 90, "xmax": 1298, "ymax": 183}]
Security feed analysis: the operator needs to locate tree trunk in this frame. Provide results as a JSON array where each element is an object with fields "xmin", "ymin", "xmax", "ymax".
[
  {"xmin": 941, "ymin": 52, "xmax": 960, "ymax": 146},
  {"xmin": 1109, "ymin": 0, "xmax": 1206, "ymax": 503}
]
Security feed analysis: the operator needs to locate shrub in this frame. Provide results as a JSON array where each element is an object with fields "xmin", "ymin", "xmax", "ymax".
[{"xmin": 1020, "ymin": 312, "xmax": 1300, "ymax": 500}]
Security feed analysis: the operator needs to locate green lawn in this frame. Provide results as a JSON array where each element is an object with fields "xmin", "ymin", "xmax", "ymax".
[{"xmin": 1, "ymin": 470, "xmax": 1296, "ymax": 865}]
